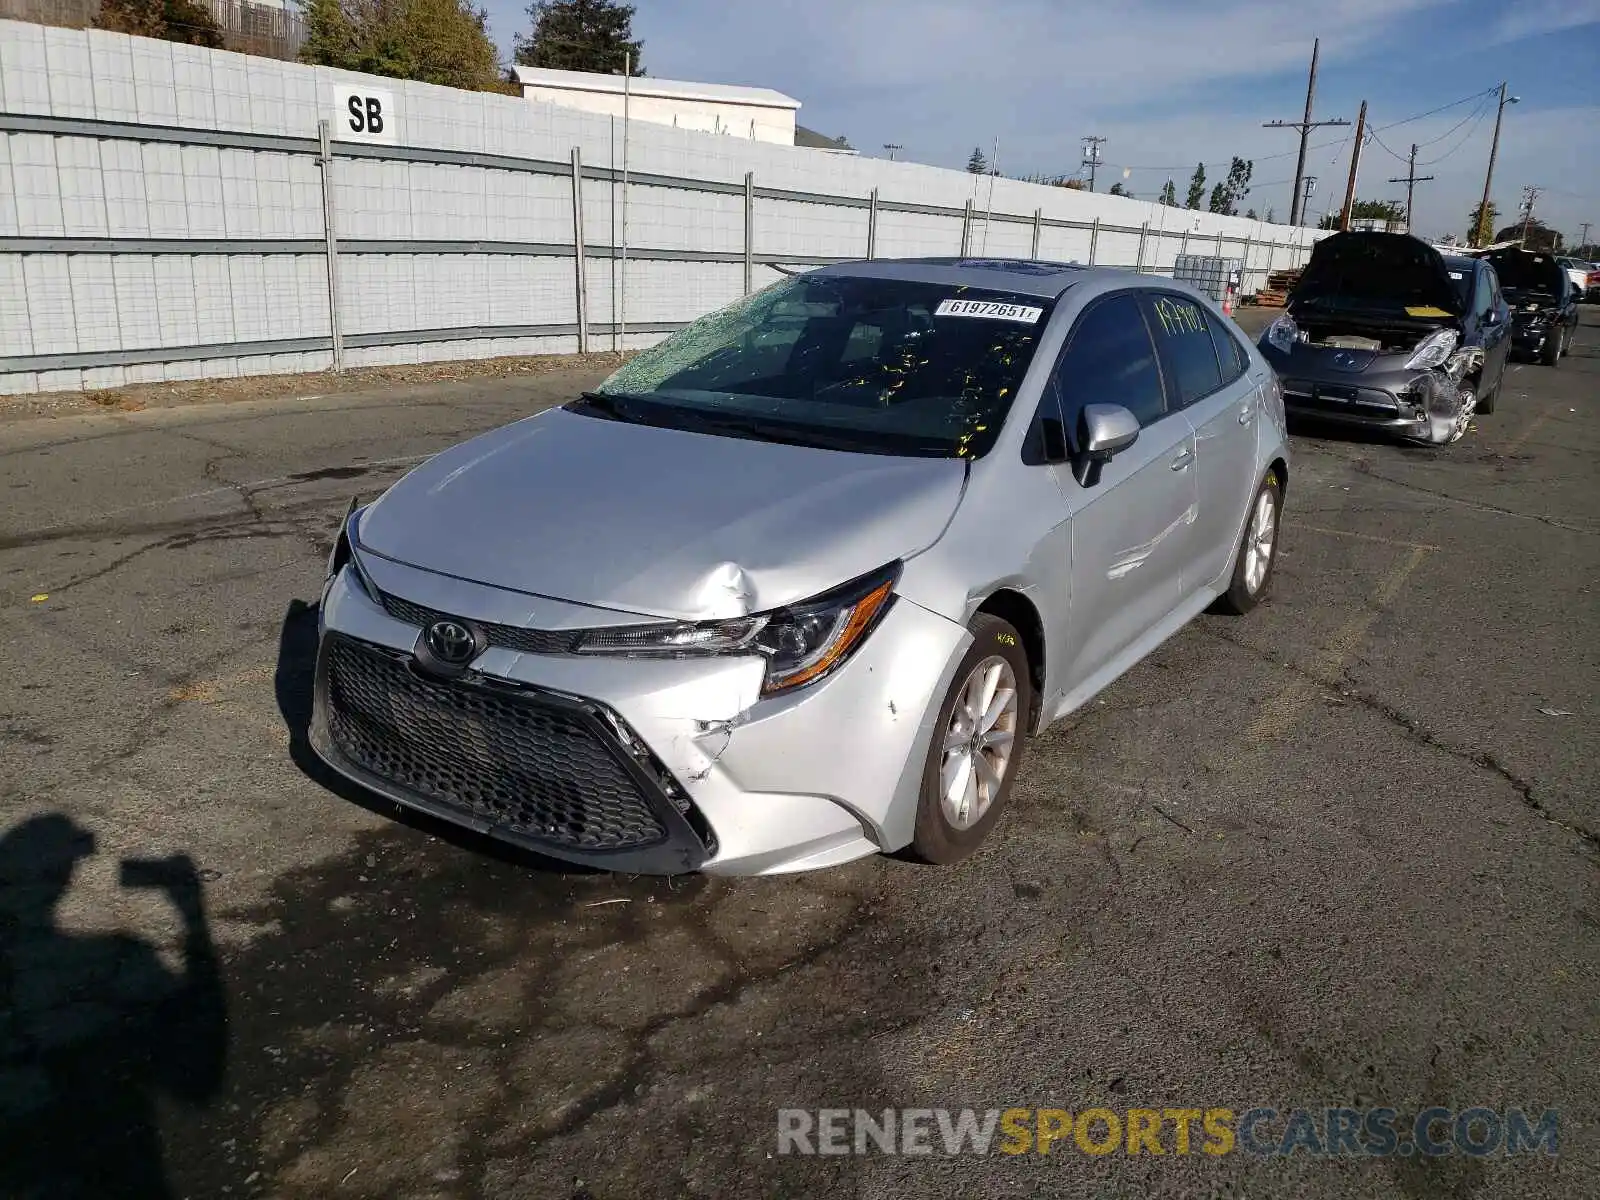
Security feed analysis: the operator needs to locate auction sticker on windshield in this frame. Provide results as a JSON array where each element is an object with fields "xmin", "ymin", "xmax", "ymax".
[{"xmin": 935, "ymin": 299, "xmax": 1044, "ymax": 323}]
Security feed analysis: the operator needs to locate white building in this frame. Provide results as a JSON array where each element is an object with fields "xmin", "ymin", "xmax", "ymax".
[{"xmin": 511, "ymin": 66, "xmax": 802, "ymax": 146}]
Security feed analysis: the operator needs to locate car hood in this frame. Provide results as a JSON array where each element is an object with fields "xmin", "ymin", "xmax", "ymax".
[
  {"xmin": 356, "ymin": 406, "xmax": 968, "ymax": 621},
  {"xmin": 1485, "ymin": 248, "xmax": 1567, "ymax": 305},
  {"xmin": 1291, "ymin": 231, "xmax": 1463, "ymax": 318}
]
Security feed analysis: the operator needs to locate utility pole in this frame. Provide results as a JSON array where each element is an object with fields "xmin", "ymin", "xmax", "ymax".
[
  {"xmin": 1081, "ymin": 135, "xmax": 1106, "ymax": 192},
  {"xmin": 1264, "ymin": 38, "xmax": 1350, "ymax": 226},
  {"xmin": 1519, "ymin": 185, "xmax": 1541, "ymax": 248},
  {"xmin": 1387, "ymin": 144, "xmax": 1434, "ymax": 233},
  {"xmin": 882, "ymin": 143, "xmax": 902, "ymax": 161},
  {"xmin": 1579, "ymin": 221, "xmax": 1592, "ymax": 251},
  {"xmin": 1475, "ymin": 82, "xmax": 1519, "ymax": 246},
  {"xmin": 1338, "ymin": 100, "xmax": 1367, "ymax": 231}
]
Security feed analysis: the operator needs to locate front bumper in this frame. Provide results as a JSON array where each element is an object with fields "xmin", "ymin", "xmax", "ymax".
[
  {"xmin": 309, "ymin": 560, "xmax": 969, "ymax": 875},
  {"xmin": 1510, "ymin": 320, "xmax": 1554, "ymax": 353},
  {"xmin": 1276, "ymin": 377, "xmax": 1431, "ymax": 436}
]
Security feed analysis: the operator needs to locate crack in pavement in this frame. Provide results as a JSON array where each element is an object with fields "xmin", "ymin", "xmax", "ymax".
[
  {"xmin": 1352, "ymin": 462, "xmax": 1599, "ymax": 537},
  {"xmin": 1204, "ymin": 625, "xmax": 1600, "ymax": 855}
]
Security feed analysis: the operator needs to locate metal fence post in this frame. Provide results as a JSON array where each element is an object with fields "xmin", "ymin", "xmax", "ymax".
[
  {"xmin": 960, "ymin": 200, "xmax": 973, "ymax": 256},
  {"xmin": 743, "ymin": 172, "xmax": 755, "ymax": 295},
  {"xmin": 1241, "ymin": 234, "xmax": 1253, "ymax": 294},
  {"xmin": 316, "ymin": 120, "xmax": 344, "ymax": 373},
  {"xmin": 1088, "ymin": 218, "xmax": 1099, "ymax": 266},
  {"xmin": 1031, "ymin": 208, "xmax": 1042, "ymax": 258},
  {"xmin": 1135, "ymin": 221, "xmax": 1148, "ymax": 273},
  {"xmin": 570, "ymin": 147, "xmax": 589, "ymax": 354},
  {"xmin": 867, "ymin": 188, "xmax": 878, "ymax": 259},
  {"xmin": 1216, "ymin": 229, "xmax": 1225, "ymax": 262},
  {"xmin": 1179, "ymin": 228, "xmax": 1190, "ymax": 259}
]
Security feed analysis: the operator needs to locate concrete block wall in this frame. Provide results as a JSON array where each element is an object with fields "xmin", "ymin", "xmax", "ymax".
[{"xmin": 0, "ymin": 20, "xmax": 1322, "ymax": 395}]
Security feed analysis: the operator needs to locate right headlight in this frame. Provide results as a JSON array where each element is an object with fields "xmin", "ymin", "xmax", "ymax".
[
  {"xmin": 575, "ymin": 563, "xmax": 900, "ymax": 697},
  {"xmin": 1403, "ymin": 328, "xmax": 1460, "ymax": 371},
  {"xmin": 1263, "ymin": 314, "xmax": 1300, "ymax": 355}
]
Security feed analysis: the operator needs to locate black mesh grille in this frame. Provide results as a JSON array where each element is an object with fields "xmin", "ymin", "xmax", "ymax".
[
  {"xmin": 323, "ymin": 635, "xmax": 669, "ymax": 850},
  {"xmin": 379, "ymin": 591, "xmax": 583, "ymax": 656}
]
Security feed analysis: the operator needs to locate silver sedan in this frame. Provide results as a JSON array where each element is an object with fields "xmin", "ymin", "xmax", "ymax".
[{"xmin": 311, "ymin": 258, "xmax": 1289, "ymax": 874}]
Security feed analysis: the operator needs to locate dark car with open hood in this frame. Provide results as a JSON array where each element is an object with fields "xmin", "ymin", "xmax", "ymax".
[
  {"xmin": 1257, "ymin": 231, "xmax": 1510, "ymax": 445},
  {"xmin": 1484, "ymin": 247, "xmax": 1580, "ymax": 366}
]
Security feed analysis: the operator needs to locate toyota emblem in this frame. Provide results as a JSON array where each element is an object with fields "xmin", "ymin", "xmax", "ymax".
[{"xmin": 425, "ymin": 620, "xmax": 477, "ymax": 666}]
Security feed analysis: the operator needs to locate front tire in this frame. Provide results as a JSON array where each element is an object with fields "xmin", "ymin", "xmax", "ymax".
[
  {"xmin": 1212, "ymin": 469, "xmax": 1283, "ymax": 615},
  {"xmin": 909, "ymin": 614, "xmax": 1032, "ymax": 865},
  {"xmin": 1476, "ymin": 374, "xmax": 1497, "ymax": 414}
]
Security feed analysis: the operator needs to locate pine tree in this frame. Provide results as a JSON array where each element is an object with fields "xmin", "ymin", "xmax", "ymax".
[
  {"xmin": 966, "ymin": 146, "xmax": 989, "ymax": 174},
  {"xmin": 1185, "ymin": 163, "xmax": 1206, "ymax": 210},
  {"xmin": 514, "ymin": 0, "xmax": 644, "ymax": 73},
  {"xmin": 1158, "ymin": 180, "xmax": 1177, "ymax": 206},
  {"xmin": 1206, "ymin": 157, "xmax": 1253, "ymax": 215},
  {"xmin": 1108, "ymin": 181, "xmax": 1130, "ymax": 197}
]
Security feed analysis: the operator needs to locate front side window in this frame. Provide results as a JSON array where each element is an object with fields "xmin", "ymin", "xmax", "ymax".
[
  {"xmin": 1049, "ymin": 293, "xmax": 1167, "ymax": 432},
  {"xmin": 1473, "ymin": 268, "xmax": 1494, "ymax": 317},
  {"xmin": 588, "ymin": 274, "xmax": 1055, "ymax": 458}
]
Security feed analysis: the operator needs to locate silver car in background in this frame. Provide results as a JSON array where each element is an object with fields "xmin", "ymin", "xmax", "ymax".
[{"xmin": 311, "ymin": 259, "xmax": 1289, "ymax": 875}]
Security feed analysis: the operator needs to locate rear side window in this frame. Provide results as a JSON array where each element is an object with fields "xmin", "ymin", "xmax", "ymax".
[
  {"xmin": 1206, "ymin": 310, "xmax": 1249, "ymax": 385},
  {"xmin": 1050, "ymin": 293, "xmax": 1167, "ymax": 429},
  {"xmin": 1146, "ymin": 293, "xmax": 1223, "ymax": 406}
]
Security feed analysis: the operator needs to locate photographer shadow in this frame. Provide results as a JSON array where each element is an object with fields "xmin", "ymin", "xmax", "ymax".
[{"xmin": 0, "ymin": 815, "xmax": 228, "ymax": 1200}]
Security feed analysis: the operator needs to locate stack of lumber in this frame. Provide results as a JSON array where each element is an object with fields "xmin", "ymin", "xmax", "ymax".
[{"xmin": 1254, "ymin": 268, "xmax": 1302, "ymax": 308}]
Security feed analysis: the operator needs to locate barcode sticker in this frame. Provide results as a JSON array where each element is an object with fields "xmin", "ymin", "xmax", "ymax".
[{"xmin": 935, "ymin": 299, "xmax": 1044, "ymax": 324}]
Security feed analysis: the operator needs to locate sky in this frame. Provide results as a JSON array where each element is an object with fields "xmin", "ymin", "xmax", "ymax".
[{"xmin": 481, "ymin": 0, "xmax": 1600, "ymax": 246}]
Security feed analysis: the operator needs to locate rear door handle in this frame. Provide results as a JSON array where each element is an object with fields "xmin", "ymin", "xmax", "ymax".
[
  {"xmin": 1171, "ymin": 448, "xmax": 1194, "ymax": 471},
  {"xmin": 1238, "ymin": 405, "xmax": 1253, "ymax": 425}
]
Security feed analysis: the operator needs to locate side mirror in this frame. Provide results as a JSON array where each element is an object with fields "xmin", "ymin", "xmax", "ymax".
[{"xmin": 1074, "ymin": 403, "xmax": 1140, "ymax": 487}]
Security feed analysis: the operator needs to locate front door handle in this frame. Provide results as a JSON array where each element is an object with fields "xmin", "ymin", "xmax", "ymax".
[{"xmin": 1171, "ymin": 448, "xmax": 1194, "ymax": 471}]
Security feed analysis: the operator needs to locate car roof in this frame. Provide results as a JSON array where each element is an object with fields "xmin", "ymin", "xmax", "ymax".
[
  {"xmin": 808, "ymin": 257, "xmax": 1118, "ymax": 299},
  {"xmin": 1442, "ymin": 255, "xmax": 1480, "ymax": 272}
]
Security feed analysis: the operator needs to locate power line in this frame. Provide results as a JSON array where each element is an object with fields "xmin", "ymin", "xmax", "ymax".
[
  {"xmin": 1415, "ymin": 104, "xmax": 1492, "ymax": 166},
  {"xmin": 1371, "ymin": 85, "xmax": 1499, "ymax": 133},
  {"xmin": 1095, "ymin": 83, "xmax": 1504, "ymax": 178}
]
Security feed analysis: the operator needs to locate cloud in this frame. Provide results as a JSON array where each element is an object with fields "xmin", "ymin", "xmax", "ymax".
[
  {"xmin": 482, "ymin": 0, "xmax": 1597, "ymax": 240},
  {"xmin": 1491, "ymin": 0, "xmax": 1600, "ymax": 42}
]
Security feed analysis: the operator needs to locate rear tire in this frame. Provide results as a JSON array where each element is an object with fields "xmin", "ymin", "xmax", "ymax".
[
  {"xmin": 1212, "ymin": 469, "xmax": 1283, "ymax": 616},
  {"xmin": 909, "ymin": 614, "xmax": 1033, "ymax": 866}
]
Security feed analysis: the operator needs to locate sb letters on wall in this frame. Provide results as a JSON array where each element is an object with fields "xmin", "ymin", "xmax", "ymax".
[{"xmin": 332, "ymin": 87, "xmax": 397, "ymax": 145}]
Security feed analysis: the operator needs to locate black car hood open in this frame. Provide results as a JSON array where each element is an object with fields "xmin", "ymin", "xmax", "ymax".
[
  {"xmin": 1483, "ymin": 248, "xmax": 1566, "ymax": 302},
  {"xmin": 1291, "ymin": 231, "xmax": 1464, "ymax": 318}
]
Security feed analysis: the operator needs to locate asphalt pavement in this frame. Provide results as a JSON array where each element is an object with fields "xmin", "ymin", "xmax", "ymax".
[{"xmin": 2, "ymin": 309, "xmax": 1596, "ymax": 1200}]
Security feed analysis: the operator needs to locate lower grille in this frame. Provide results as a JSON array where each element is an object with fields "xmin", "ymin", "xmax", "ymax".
[{"xmin": 322, "ymin": 634, "xmax": 670, "ymax": 851}]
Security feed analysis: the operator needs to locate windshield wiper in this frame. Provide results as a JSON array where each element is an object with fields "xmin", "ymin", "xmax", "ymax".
[{"xmin": 570, "ymin": 391, "xmax": 653, "ymax": 423}]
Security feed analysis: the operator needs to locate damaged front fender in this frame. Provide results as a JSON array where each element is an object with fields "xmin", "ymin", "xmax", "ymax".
[{"xmin": 1413, "ymin": 346, "xmax": 1486, "ymax": 445}]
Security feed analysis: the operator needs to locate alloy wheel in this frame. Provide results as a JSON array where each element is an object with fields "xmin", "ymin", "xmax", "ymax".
[
  {"xmin": 1243, "ymin": 488, "xmax": 1277, "ymax": 595},
  {"xmin": 939, "ymin": 657, "xmax": 1019, "ymax": 830}
]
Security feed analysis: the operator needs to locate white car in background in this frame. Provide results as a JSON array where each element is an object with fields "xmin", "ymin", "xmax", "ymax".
[{"xmin": 1557, "ymin": 257, "xmax": 1589, "ymax": 296}]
